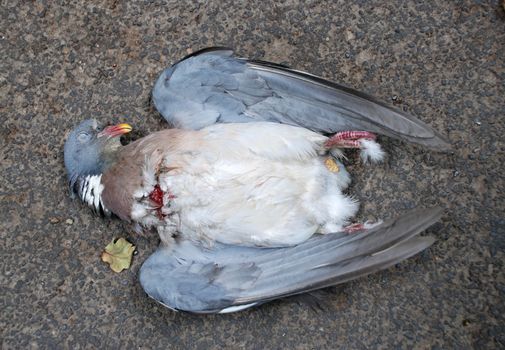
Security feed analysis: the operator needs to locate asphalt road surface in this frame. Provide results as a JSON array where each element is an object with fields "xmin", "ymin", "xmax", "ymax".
[{"xmin": 2, "ymin": 1, "xmax": 504, "ymax": 348}]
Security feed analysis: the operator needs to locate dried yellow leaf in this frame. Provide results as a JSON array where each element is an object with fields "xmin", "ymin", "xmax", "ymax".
[{"xmin": 101, "ymin": 238, "xmax": 135, "ymax": 273}]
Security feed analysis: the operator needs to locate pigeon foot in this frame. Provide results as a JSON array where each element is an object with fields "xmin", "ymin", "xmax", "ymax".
[
  {"xmin": 325, "ymin": 131, "xmax": 377, "ymax": 148},
  {"xmin": 325, "ymin": 131, "xmax": 385, "ymax": 164},
  {"xmin": 344, "ymin": 223, "xmax": 366, "ymax": 233},
  {"xmin": 344, "ymin": 220, "xmax": 383, "ymax": 234}
]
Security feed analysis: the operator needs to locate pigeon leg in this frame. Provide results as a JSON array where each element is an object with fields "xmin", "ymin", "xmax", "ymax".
[
  {"xmin": 325, "ymin": 131, "xmax": 377, "ymax": 148},
  {"xmin": 344, "ymin": 223, "xmax": 366, "ymax": 233},
  {"xmin": 325, "ymin": 131, "xmax": 385, "ymax": 163},
  {"xmin": 344, "ymin": 220, "xmax": 383, "ymax": 234}
]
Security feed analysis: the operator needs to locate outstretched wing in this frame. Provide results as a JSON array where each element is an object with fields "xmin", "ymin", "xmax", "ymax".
[
  {"xmin": 152, "ymin": 48, "xmax": 450, "ymax": 150},
  {"xmin": 139, "ymin": 207, "xmax": 442, "ymax": 313}
]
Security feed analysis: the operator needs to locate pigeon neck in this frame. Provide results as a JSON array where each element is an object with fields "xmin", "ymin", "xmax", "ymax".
[{"xmin": 100, "ymin": 140, "xmax": 123, "ymax": 172}]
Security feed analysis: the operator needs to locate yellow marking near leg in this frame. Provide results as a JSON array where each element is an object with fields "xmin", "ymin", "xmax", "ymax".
[{"xmin": 325, "ymin": 157, "xmax": 340, "ymax": 173}]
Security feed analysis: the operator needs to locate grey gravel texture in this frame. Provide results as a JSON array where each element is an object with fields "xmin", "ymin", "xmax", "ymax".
[{"xmin": 1, "ymin": 0, "xmax": 504, "ymax": 349}]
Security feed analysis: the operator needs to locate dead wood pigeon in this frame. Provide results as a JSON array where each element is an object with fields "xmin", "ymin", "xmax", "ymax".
[
  {"xmin": 63, "ymin": 48, "xmax": 448, "ymax": 313},
  {"xmin": 64, "ymin": 119, "xmax": 443, "ymax": 313}
]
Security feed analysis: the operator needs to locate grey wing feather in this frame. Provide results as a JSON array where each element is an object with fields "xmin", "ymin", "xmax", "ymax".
[
  {"xmin": 152, "ymin": 48, "xmax": 450, "ymax": 149},
  {"xmin": 139, "ymin": 207, "xmax": 442, "ymax": 313}
]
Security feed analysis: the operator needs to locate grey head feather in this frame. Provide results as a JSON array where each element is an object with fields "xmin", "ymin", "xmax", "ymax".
[{"xmin": 64, "ymin": 119, "xmax": 105, "ymax": 189}]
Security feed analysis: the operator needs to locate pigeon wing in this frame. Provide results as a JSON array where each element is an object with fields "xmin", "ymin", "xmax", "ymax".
[
  {"xmin": 152, "ymin": 48, "xmax": 449, "ymax": 150},
  {"xmin": 139, "ymin": 207, "xmax": 442, "ymax": 313}
]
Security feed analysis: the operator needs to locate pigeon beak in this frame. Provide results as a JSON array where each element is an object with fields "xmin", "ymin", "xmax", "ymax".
[{"xmin": 98, "ymin": 123, "xmax": 133, "ymax": 138}]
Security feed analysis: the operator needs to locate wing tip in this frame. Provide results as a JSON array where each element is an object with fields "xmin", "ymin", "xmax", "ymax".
[
  {"xmin": 414, "ymin": 132, "xmax": 452, "ymax": 151},
  {"xmin": 389, "ymin": 235, "xmax": 437, "ymax": 262}
]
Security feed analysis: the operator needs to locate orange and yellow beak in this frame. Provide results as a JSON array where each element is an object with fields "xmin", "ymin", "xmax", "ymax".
[{"xmin": 99, "ymin": 123, "xmax": 132, "ymax": 138}]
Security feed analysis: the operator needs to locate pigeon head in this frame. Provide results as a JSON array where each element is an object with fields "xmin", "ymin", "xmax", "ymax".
[{"xmin": 64, "ymin": 119, "xmax": 132, "ymax": 197}]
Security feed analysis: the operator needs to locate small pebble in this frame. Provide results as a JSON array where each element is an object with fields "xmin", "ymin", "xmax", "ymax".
[
  {"xmin": 392, "ymin": 95, "xmax": 403, "ymax": 104},
  {"xmin": 65, "ymin": 218, "xmax": 74, "ymax": 225},
  {"xmin": 49, "ymin": 217, "xmax": 60, "ymax": 224}
]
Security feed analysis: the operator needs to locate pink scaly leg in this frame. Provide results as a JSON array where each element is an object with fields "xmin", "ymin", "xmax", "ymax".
[
  {"xmin": 343, "ymin": 223, "xmax": 366, "ymax": 234},
  {"xmin": 325, "ymin": 131, "xmax": 377, "ymax": 149},
  {"xmin": 325, "ymin": 130, "xmax": 385, "ymax": 163},
  {"xmin": 344, "ymin": 220, "xmax": 383, "ymax": 234}
]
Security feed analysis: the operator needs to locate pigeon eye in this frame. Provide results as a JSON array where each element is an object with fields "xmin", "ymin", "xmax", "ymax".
[{"xmin": 77, "ymin": 132, "xmax": 91, "ymax": 143}]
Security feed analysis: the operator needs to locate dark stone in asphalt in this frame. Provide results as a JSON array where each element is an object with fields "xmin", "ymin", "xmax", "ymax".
[{"xmin": 1, "ymin": 0, "xmax": 504, "ymax": 348}]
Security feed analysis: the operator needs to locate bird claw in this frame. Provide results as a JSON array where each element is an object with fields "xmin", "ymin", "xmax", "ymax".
[
  {"xmin": 325, "ymin": 131, "xmax": 385, "ymax": 164},
  {"xmin": 325, "ymin": 131, "xmax": 377, "ymax": 149},
  {"xmin": 344, "ymin": 223, "xmax": 366, "ymax": 234},
  {"xmin": 344, "ymin": 220, "xmax": 383, "ymax": 234}
]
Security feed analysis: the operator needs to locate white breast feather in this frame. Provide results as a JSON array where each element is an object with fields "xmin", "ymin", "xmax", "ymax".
[
  {"xmin": 130, "ymin": 122, "xmax": 359, "ymax": 247},
  {"xmin": 202, "ymin": 122, "xmax": 327, "ymax": 161}
]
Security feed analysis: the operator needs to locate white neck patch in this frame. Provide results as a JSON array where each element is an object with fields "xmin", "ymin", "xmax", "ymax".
[{"xmin": 79, "ymin": 174, "xmax": 110, "ymax": 216}]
